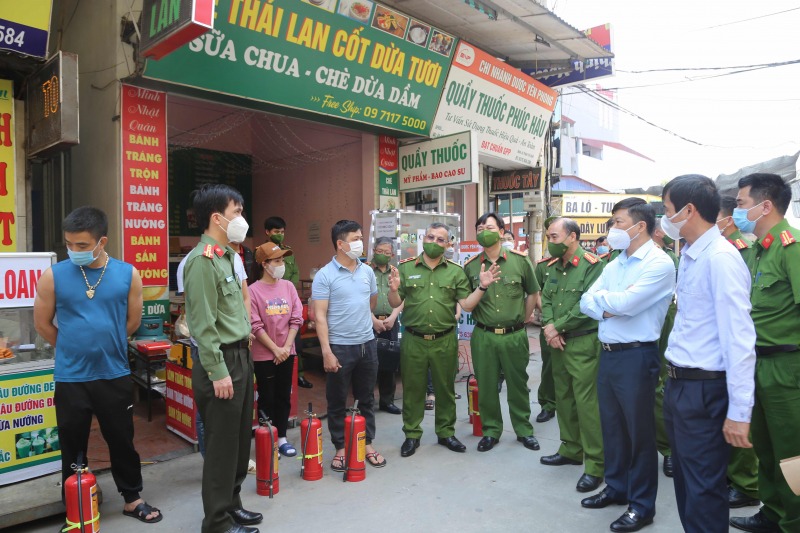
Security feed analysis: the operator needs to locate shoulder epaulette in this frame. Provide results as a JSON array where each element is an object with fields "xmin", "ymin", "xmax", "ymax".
[
  {"xmin": 547, "ymin": 258, "xmax": 559, "ymax": 267},
  {"xmin": 537, "ymin": 256, "xmax": 551, "ymax": 264},
  {"xmin": 202, "ymin": 244, "xmax": 224, "ymax": 259},
  {"xmin": 780, "ymin": 230, "xmax": 796, "ymax": 247},
  {"xmin": 509, "ymin": 248, "xmax": 528, "ymax": 257},
  {"xmin": 447, "ymin": 259, "xmax": 463, "ymax": 268},
  {"xmin": 399, "ymin": 257, "xmax": 416, "ymax": 264},
  {"xmin": 731, "ymin": 239, "xmax": 749, "ymax": 250},
  {"xmin": 583, "ymin": 252, "xmax": 599, "ymax": 265},
  {"xmin": 464, "ymin": 254, "xmax": 481, "ymax": 266}
]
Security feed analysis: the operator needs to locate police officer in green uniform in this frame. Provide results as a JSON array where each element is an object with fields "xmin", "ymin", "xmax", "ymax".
[
  {"xmin": 717, "ymin": 196, "xmax": 761, "ymax": 509},
  {"xmin": 652, "ymin": 218, "xmax": 678, "ymax": 478},
  {"xmin": 730, "ymin": 173, "xmax": 800, "ymax": 533},
  {"xmin": 264, "ymin": 216, "xmax": 312, "ymax": 389},
  {"xmin": 464, "ymin": 213, "xmax": 541, "ymax": 452},
  {"xmin": 388, "ymin": 222, "xmax": 499, "ymax": 457},
  {"xmin": 185, "ymin": 184, "xmax": 262, "ymax": 533},
  {"xmin": 539, "ymin": 217, "xmax": 606, "ymax": 493},
  {"xmin": 534, "ymin": 255, "xmax": 556, "ymax": 422},
  {"xmin": 371, "ymin": 237, "xmax": 403, "ymax": 414}
]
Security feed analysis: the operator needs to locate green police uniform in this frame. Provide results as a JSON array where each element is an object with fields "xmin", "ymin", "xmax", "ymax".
[
  {"xmin": 464, "ymin": 248, "xmax": 540, "ymax": 439},
  {"xmin": 280, "ymin": 243, "xmax": 300, "ymax": 287},
  {"xmin": 534, "ymin": 257, "xmax": 556, "ymax": 413},
  {"xmin": 373, "ymin": 263, "xmax": 398, "ymax": 405},
  {"xmin": 654, "ymin": 244, "xmax": 678, "ymax": 459},
  {"xmin": 541, "ymin": 248, "xmax": 605, "ymax": 477},
  {"xmin": 184, "ymin": 235, "xmax": 253, "ymax": 533},
  {"xmin": 724, "ymin": 231, "xmax": 760, "ymax": 500},
  {"xmin": 745, "ymin": 219, "xmax": 800, "ymax": 530},
  {"xmin": 397, "ymin": 254, "xmax": 471, "ymax": 439}
]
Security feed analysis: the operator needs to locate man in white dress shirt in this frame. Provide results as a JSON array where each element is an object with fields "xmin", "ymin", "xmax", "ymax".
[{"xmin": 659, "ymin": 174, "xmax": 756, "ymax": 533}]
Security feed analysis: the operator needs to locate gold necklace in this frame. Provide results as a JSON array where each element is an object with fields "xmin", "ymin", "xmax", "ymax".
[{"xmin": 79, "ymin": 252, "xmax": 109, "ymax": 299}]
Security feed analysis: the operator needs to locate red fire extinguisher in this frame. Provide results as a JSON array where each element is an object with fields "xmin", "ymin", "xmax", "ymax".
[
  {"xmin": 63, "ymin": 452, "xmax": 100, "ymax": 533},
  {"xmin": 300, "ymin": 402, "xmax": 323, "ymax": 481},
  {"xmin": 467, "ymin": 374, "xmax": 478, "ymax": 423},
  {"xmin": 470, "ymin": 377, "xmax": 483, "ymax": 437},
  {"xmin": 343, "ymin": 400, "xmax": 366, "ymax": 483},
  {"xmin": 255, "ymin": 411, "xmax": 279, "ymax": 497}
]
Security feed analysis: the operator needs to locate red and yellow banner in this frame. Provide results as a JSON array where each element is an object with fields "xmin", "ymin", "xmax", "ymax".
[{"xmin": 0, "ymin": 79, "xmax": 16, "ymax": 252}]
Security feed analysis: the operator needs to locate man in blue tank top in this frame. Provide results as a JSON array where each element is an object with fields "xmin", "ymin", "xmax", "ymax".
[{"xmin": 33, "ymin": 206, "xmax": 162, "ymax": 525}]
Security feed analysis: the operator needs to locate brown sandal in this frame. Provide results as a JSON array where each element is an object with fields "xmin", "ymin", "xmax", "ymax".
[
  {"xmin": 366, "ymin": 451, "xmax": 387, "ymax": 468},
  {"xmin": 331, "ymin": 455, "xmax": 346, "ymax": 472}
]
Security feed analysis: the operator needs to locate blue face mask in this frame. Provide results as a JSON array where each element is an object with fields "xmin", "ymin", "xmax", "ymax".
[
  {"xmin": 732, "ymin": 202, "xmax": 764, "ymax": 234},
  {"xmin": 596, "ymin": 245, "xmax": 609, "ymax": 255},
  {"xmin": 68, "ymin": 241, "xmax": 101, "ymax": 266}
]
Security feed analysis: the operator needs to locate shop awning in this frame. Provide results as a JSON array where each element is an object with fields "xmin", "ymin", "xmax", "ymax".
[{"xmin": 380, "ymin": 0, "xmax": 613, "ymax": 70}]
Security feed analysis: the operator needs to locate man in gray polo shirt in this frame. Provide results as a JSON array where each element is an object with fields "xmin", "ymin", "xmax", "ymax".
[{"xmin": 312, "ymin": 220, "xmax": 387, "ymax": 470}]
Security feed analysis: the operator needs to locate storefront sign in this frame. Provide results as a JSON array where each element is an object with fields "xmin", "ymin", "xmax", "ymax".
[
  {"xmin": 490, "ymin": 168, "xmax": 541, "ymax": 193},
  {"xmin": 26, "ymin": 52, "xmax": 80, "ymax": 157},
  {"xmin": 120, "ymin": 85, "xmax": 169, "ymax": 287},
  {"xmin": 0, "ymin": 80, "xmax": 16, "ymax": 252},
  {"xmin": 144, "ymin": 0, "xmax": 456, "ymax": 135},
  {"xmin": 560, "ymin": 193, "xmax": 657, "ymax": 218},
  {"xmin": 140, "ymin": 0, "xmax": 215, "ymax": 60},
  {"xmin": 524, "ymin": 24, "xmax": 613, "ymax": 88},
  {"xmin": 0, "ymin": 0, "xmax": 52, "ymax": 58},
  {"xmin": 165, "ymin": 362, "xmax": 197, "ymax": 442},
  {"xmin": 0, "ymin": 254, "xmax": 52, "ymax": 308},
  {"xmin": 378, "ymin": 135, "xmax": 399, "ymax": 209},
  {"xmin": 398, "ymin": 131, "xmax": 478, "ymax": 191},
  {"xmin": 572, "ymin": 217, "xmax": 610, "ymax": 240},
  {"xmin": 0, "ymin": 369, "xmax": 60, "ymax": 485},
  {"xmin": 431, "ymin": 42, "xmax": 558, "ymax": 168}
]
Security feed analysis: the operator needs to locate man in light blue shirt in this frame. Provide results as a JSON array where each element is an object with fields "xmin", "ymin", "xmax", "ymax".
[
  {"xmin": 312, "ymin": 220, "xmax": 386, "ymax": 470},
  {"xmin": 580, "ymin": 198, "xmax": 676, "ymax": 532},
  {"xmin": 660, "ymin": 175, "xmax": 756, "ymax": 533}
]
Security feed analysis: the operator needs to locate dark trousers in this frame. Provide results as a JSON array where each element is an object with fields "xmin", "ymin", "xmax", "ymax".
[
  {"xmin": 664, "ymin": 377, "xmax": 730, "ymax": 533},
  {"xmin": 193, "ymin": 345, "xmax": 254, "ymax": 533},
  {"xmin": 54, "ymin": 377, "xmax": 143, "ymax": 504},
  {"xmin": 254, "ymin": 355, "xmax": 295, "ymax": 438},
  {"xmin": 597, "ymin": 345, "xmax": 660, "ymax": 518},
  {"xmin": 326, "ymin": 340, "xmax": 378, "ymax": 449},
  {"xmin": 376, "ymin": 320, "xmax": 399, "ymax": 406}
]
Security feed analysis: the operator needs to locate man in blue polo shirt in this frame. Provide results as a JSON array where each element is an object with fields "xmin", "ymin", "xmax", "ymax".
[{"xmin": 312, "ymin": 219, "xmax": 387, "ymax": 471}]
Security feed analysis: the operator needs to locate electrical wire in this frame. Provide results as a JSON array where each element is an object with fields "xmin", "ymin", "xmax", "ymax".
[
  {"xmin": 617, "ymin": 58, "xmax": 800, "ymax": 74},
  {"xmin": 693, "ymin": 7, "xmax": 800, "ymax": 30}
]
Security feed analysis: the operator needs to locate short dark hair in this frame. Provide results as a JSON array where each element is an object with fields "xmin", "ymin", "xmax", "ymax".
[
  {"xmin": 191, "ymin": 184, "xmax": 244, "ymax": 230},
  {"xmin": 613, "ymin": 197, "xmax": 655, "ymax": 235},
  {"xmin": 331, "ymin": 220, "xmax": 361, "ymax": 250},
  {"xmin": 475, "ymin": 212, "xmax": 505, "ymax": 231},
  {"xmin": 662, "ymin": 174, "xmax": 719, "ymax": 224},
  {"xmin": 264, "ymin": 216, "xmax": 287, "ymax": 231},
  {"xmin": 63, "ymin": 207, "xmax": 108, "ymax": 241},
  {"xmin": 595, "ymin": 236, "xmax": 607, "ymax": 245},
  {"xmin": 552, "ymin": 217, "xmax": 580, "ymax": 240},
  {"xmin": 719, "ymin": 196, "xmax": 738, "ymax": 217},
  {"xmin": 374, "ymin": 237, "xmax": 393, "ymax": 249},
  {"xmin": 738, "ymin": 173, "xmax": 791, "ymax": 215}
]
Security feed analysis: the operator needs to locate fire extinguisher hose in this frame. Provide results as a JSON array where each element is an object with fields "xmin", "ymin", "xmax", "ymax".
[{"xmin": 343, "ymin": 399, "xmax": 359, "ymax": 482}]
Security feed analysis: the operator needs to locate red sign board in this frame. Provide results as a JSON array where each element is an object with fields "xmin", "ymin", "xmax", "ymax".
[
  {"xmin": 140, "ymin": 0, "xmax": 215, "ymax": 60},
  {"xmin": 165, "ymin": 362, "xmax": 197, "ymax": 442},
  {"xmin": 120, "ymin": 85, "xmax": 169, "ymax": 287}
]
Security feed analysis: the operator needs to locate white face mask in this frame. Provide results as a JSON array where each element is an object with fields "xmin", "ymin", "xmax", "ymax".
[
  {"xmin": 660, "ymin": 206, "xmax": 688, "ymax": 241},
  {"xmin": 444, "ymin": 247, "xmax": 455, "ymax": 259},
  {"xmin": 607, "ymin": 223, "xmax": 640, "ymax": 251},
  {"xmin": 219, "ymin": 215, "xmax": 249, "ymax": 243},
  {"xmin": 344, "ymin": 239, "xmax": 363, "ymax": 260},
  {"xmin": 268, "ymin": 264, "xmax": 285, "ymax": 279},
  {"xmin": 501, "ymin": 241, "xmax": 514, "ymax": 250}
]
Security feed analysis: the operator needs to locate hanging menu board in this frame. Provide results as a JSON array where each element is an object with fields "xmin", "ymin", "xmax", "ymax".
[{"xmin": 167, "ymin": 147, "xmax": 253, "ymax": 236}]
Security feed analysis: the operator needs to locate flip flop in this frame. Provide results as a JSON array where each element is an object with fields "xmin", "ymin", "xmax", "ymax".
[
  {"xmin": 366, "ymin": 451, "xmax": 387, "ymax": 468},
  {"xmin": 122, "ymin": 501, "xmax": 163, "ymax": 524},
  {"xmin": 331, "ymin": 455, "xmax": 346, "ymax": 472}
]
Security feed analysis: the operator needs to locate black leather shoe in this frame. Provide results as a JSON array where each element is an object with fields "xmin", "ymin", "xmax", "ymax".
[
  {"xmin": 536, "ymin": 409, "xmax": 555, "ymax": 423},
  {"xmin": 540, "ymin": 453, "xmax": 582, "ymax": 466},
  {"xmin": 576, "ymin": 473, "xmax": 603, "ymax": 493},
  {"xmin": 581, "ymin": 488, "xmax": 627, "ymax": 509},
  {"xmin": 730, "ymin": 511, "xmax": 780, "ymax": 533},
  {"xmin": 224, "ymin": 525, "xmax": 259, "ymax": 533},
  {"xmin": 228, "ymin": 508, "xmax": 263, "ymax": 526},
  {"xmin": 297, "ymin": 376, "xmax": 313, "ymax": 388},
  {"xmin": 728, "ymin": 486, "xmax": 760, "ymax": 508},
  {"xmin": 400, "ymin": 438, "xmax": 420, "ymax": 457},
  {"xmin": 379, "ymin": 403, "xmax": 402, "ymax": 415},
  {"xmin": 517, "ymin": 435, "xmax": 540, "ymax": 450},
  {"xmin": 610, "ymin": 508, "xmax": 653, "ymax": 532},
  {"xmin": 662, "ymin": 455, "xmax": 673, "ymax": 478},
  {"xmin": 477, "ymin": 436, "xmax": 499, "ymax": 452},
  {"xmin": 437, "ymin": 436, "xmax": 467, "ymax": 453}
]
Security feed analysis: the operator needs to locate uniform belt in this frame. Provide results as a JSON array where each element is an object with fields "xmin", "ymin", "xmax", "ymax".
[
  {"xmin": 666, "ymin": 363, "xmax": 725, "ymax": 380},
  {"xmin": 474, "ymin": 322, "xmax": 525, "ymax": 335},
  {"xmin": 220, "ymin": 338, "xmax": 251, "ymax": 350},
  {"xmin": 374, "ymin": 315, "xmax": 389, "ymax": 321},
  {"xmin": 405, "ymin": 326, "xmax": 454, "ymax": 341},
  {"xmin": 601, "ymin": 341, "xmax": 657, "ymax": 352},
  {"xmin": 755, "ymin": 344, "xmax": 800, "ymax": 357},
  {"xmin": 562, "ymin": 329, "xmax": 597, "ymax": 339}
]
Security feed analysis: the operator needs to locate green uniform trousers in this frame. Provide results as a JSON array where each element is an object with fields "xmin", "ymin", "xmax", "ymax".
[
  {"xmin": 551, "ymin": 334, "xmax": 604, "ymax": 477},
  {"xmin": 728, "ymin": 446, "xmax": 760, "ymax": 499},
  {"xmin": 471, "ymin": 328, "xmax": 533, "ymax": 439},
  {"xmin": 538, "ymin": 330, "xmax": 556, "ymax": 412},
  {"xmin": 751, "ymin": 353, "xmax": 800, "ymax": 531},
  {"xmin": 193, "ymin": 345, "xmax": 254, "ymax": 533},
  {"xmin": 400, "ymin": 332, "xmax": 458, "ymax": 439},
  {"xmin": 655, "ymin": 302, "xmax": 676, "ymax": 458}
]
